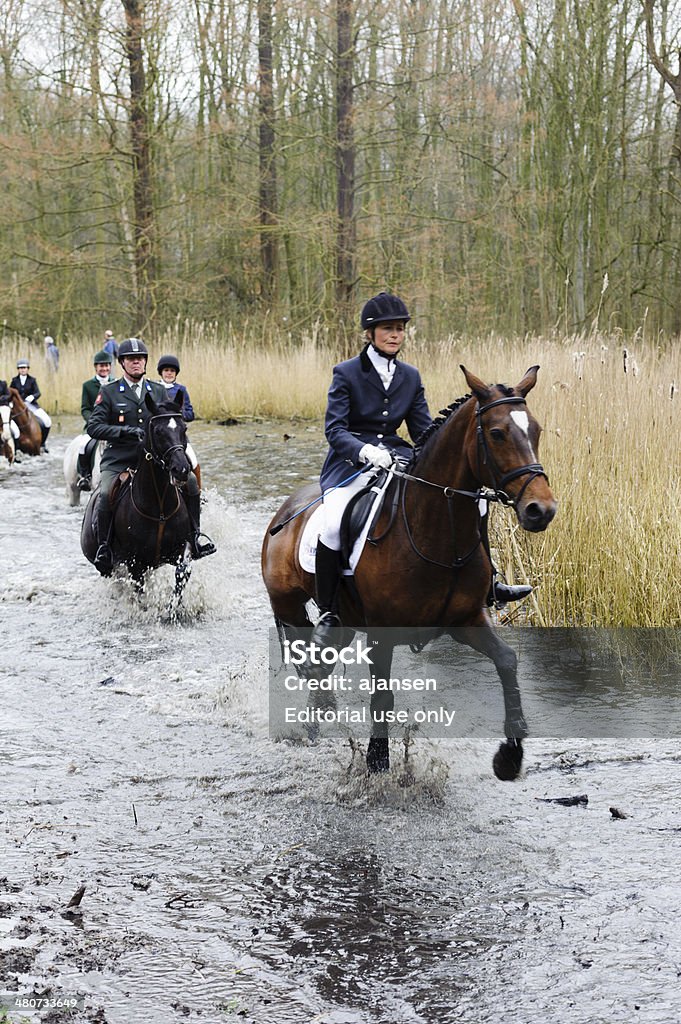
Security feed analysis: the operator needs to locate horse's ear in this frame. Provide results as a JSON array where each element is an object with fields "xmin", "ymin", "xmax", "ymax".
[
  {"xmin": 515, "ymin": 365, "xmax": 539, "ymax": 397},
  {"xmin": 460, "ymin": 365, "xmax": 492, "ymax": 402},
  {"xmin": 171, "ymin": 394, "xmax": 183, "ymax": 413},
  {"xmin": 145, "ymin": 392, "xmax": 160, "ymax": 415}
]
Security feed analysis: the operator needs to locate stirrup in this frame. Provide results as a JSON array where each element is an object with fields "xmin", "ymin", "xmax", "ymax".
[
  {"xmin": 94, "ymin": 543, "xmax": 113, "ymax": 577},
  {"xmin": 77, "ymin": 475, "xmax": 92, "ymax": 492},
  {"xmin": 190, "ymin": 532, "xmax": 216, "ymax": 559},
  {"xmin": 311, "ymin": 611, "xmax": 342, "ymax": 647}
]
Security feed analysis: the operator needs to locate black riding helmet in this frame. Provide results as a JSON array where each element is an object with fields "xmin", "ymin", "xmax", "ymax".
[
  {"xmin": 360, "ymin": 292, "xmax": 410, "ymax": 330},
  {"xmin": 93, "ymin": 349, "xmax": 112, "ymax": 365},
  {"xmin": 157, "ymin": 354, "xmax": 180, "ymax": 374},
  {"xmin": 118, "ymin": 338, "xmax": 148, "ymax": 362}
]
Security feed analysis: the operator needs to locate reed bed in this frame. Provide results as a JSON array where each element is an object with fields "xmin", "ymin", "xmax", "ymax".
[{"xmin": 3, "ymin": 323, "xmax": 680, "ymax": 627}]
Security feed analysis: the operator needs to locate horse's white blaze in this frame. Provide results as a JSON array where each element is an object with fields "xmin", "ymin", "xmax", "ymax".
[
  {"xmin": 510, "ymin": 410, "xmax": 537, "ymax": 460},
  {"xmin": 510, "ymin": 410, "xmax": 529, "ymax": 435},
  {"xmin": 0, "ymin": 405, "xmax": 10, "ymax": 441},
  {"xmin": 168, "ymin": 417, "xmax": 177, "ymax": 430}
]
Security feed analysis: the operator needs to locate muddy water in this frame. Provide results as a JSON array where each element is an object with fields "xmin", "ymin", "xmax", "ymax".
[{"xmin": 1, "ymin": 418, "xmax": 680, "ymax": 1024}]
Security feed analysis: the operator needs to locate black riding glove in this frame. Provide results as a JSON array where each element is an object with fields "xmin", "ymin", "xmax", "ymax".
[{"xmin": 122, "ymin": 426, "xmax": 145, "ymax": 442}]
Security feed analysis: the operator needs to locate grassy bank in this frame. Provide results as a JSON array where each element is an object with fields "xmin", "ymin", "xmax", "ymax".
[{"xmin": 3, "ymin": 324, "xmax": 680, "ymax": 627}]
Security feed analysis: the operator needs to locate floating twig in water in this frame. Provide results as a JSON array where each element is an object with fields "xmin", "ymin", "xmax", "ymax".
[{"xmin": 536, "ymin": 794, "xmax": 588, "ymax": 807}]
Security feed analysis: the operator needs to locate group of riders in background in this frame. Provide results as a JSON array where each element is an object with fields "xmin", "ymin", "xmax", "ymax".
[{"xmin": 0, "ymin": 330, "xmax": 214, "ymax": 577}]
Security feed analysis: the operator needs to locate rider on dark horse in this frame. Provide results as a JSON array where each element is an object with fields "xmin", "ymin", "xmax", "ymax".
[
  {"xmin": 86, "ymin": 337, "xmax": 216, "ymax": 577},
  {"xmin": 311, "ymin": 292, "xmax": 531, "ymax": 647}
]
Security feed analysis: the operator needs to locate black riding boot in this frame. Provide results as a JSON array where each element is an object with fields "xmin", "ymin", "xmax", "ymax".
[
  {"xmin": 480, "ymin": 513, "xmax": 532, "ymax": 607},
  {"xmin": 40, "ymin": 425, "xmax": 50, "ymax": 453},
  {"xmin": 94, "ymin": 506, "xmax": 114, "ymax": 577},
  {"xmin": 185, "ymin": 491, "xmax": 216, "ymax": 559},
  {"xmin": 76, "ymin": 452, "xmax": 92, "ymax": 491},
  {"xmin": 311, "ymin": 541, "xmax": 342, "ymax": 646}
]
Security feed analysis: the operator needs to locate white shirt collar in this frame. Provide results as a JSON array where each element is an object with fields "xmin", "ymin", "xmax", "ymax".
[{"xmin": 367, "ymin": 344, "xmax": 396, "ymax": 389}]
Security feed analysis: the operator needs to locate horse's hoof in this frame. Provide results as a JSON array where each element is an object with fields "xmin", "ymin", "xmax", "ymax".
[
  {"xmin": 493, "ymin": 739, "xmax": 523, "ymax": 781},
  {"xmin": 94, "ymin": 544, "xmax": 114, "ymax": 577},
  {"xmin": 366, "ymin": 737, "xmax": 389, "ymax": 774}
]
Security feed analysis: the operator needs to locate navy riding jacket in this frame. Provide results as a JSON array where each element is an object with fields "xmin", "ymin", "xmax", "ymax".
[
  {"xmin": 161, "ymin": 381, "xmax": 194, "ymax": 422},
  {"xmin": 10, "ymin": 374, "xmax": 41, "ymax": 406},
  {"xmin": 320, "ymin": 345, "xmax": 432, "ymax": 490}
]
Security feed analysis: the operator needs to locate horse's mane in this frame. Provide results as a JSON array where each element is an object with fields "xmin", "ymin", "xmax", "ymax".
[
  {"xmin": 413, "ymin": 382, "xmax": 517, "ymax": 459},
  {"xmin": 414, "ymin": 393, "xmax": 471, "ymax": 456}
]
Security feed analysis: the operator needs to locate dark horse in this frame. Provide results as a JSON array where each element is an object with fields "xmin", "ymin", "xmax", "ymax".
[
  {"xmin": 262, "ymin": 365, "xmax": 557, "ymax": 780},
  {"xmin": 81, "ymin": 395, "xmax": 194, "ymax": 597},
  {"xmin": 8, "ymin": 388, "xmax": 43, "ymax": 456}
]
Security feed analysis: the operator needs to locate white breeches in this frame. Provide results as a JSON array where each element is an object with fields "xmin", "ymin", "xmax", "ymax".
[
  {"xmin": 318, "ymin": 472, "xmax": 373, "ymax": 550},
  {"xmin": 30, "ymin": 405, "xmax": 51, "ymax": 428}
]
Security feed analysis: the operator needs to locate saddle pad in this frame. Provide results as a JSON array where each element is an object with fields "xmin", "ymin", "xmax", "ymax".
[{"xmin": 298, "ymin": 482, "xmax": 388, "ymax": 576}]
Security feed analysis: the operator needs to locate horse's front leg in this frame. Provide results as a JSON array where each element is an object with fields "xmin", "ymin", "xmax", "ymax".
[
  {"xmin": 174, "ymin": 548, "xmax": 193, "ymax": 599},
  {"xmin": 365, "ymin": 634, "xmax": 394, "ymax": 773},
  {"xmin": 453, "ymin": 618, "xmax": 526, "ymax": 782},
  {"xmin": 163, "ymin": 553, "xmax": 193, "ymax": 621}
]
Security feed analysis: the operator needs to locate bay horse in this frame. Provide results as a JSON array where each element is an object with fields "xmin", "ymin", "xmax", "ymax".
[
  {"xmin": 8, "ymin": 388, "xmax": 43, "ymax": 456},
  {"xmin": 261, "ymin": 365, "xmax": 557, "ymax": 781},
  {"xmin": 81, "ymin": 395, "xmax": 195, "ymax": 598}
]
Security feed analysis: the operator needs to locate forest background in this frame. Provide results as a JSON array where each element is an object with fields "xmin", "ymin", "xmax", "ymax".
[
  {"xmin": 5, "ymin": 0, "xmax": 681, "ymax": 627},
  {"xmin": 2, "ymin": 0, "xmax": 681, "ymax": 344}
]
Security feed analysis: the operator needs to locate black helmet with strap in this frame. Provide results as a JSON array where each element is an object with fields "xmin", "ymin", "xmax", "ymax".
[
  {"xmin": 157, "ymin": 353, "xmax": 180, "ymax": 373},
  {"xmin": 118, "ymin": 337, "xmax": 148, "ymax": 362},
  {"xmin": 360, "ymin": 292, "xmax": 411, "ymax": 330}
]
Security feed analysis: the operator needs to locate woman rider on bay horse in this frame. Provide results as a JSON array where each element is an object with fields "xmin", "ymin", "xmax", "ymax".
[{"xmin": 310, "ymin": 292, "xmax": 531, "ymax": 647}]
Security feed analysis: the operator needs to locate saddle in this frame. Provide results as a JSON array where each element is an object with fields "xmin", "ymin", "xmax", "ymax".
[
  {"xmin": 110, "ymin": 470, "xmax": 131, "ymax": 504},
  {"xmin": 91, "ymin": 471, "xmax": 131, "ymax": 543},
  {"xmin": 339, "ymin": 468, "xmax": 393, "ymax": 569},
  {"xmin": 298, "ymin": 468, "xmax": 399, "ymax": 576}
]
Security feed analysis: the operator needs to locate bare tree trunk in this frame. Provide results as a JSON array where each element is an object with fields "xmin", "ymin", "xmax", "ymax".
[
  {"xmin": 258, "ymin": 0, "xmax": 277, "ymax": 305},
  {"xmin": 643, "ymin": 0, "xmax": 681, "ymax": 331},
  {"xmin": 122, "ymin": 0, "xmax": 156, "ymax": 334},
  {"xmin": 335, "ymin": 0, "xmax": 355, "ymax": 324}
]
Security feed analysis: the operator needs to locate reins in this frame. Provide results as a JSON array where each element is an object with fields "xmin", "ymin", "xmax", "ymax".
[{"xmin": 9, "ymin": 401, "xmax": 36, "ymax": 432}]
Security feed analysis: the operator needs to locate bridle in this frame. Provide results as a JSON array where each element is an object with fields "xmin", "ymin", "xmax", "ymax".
[
  {"xmin": 375, "ymin": 393, "xmax": 549, "ymax": 573},
  {"xmin": 143, "ymin": 413, "xmax": 188, "ymax": 473},
  {"xmin": 128, "ymin": 412, "xmax": 189, "ymax": 526},
  {"xmin": 475, "ymin": 395, "xmax": 549, "ymax": 507}
]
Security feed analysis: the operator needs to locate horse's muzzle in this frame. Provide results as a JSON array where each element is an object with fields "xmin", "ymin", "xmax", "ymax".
[
  {"xmin": 169, "ymin": 453, "xmax": 191, "ymax": 486},
  {"xmin": 517, "ymin": 497, "xmax": 557, "ymax": 532}
]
